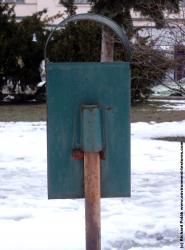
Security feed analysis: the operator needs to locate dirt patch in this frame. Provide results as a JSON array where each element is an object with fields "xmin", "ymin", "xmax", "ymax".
[
  {"xmin": 0, "ymin": 104, "xmax": 46, "ymax": 122},
  {"xmin": 154, "ymin": 136, "xmax": 185, "ymax": 142},
  {"xmin": 131, "ymin": 109, "xmax": 185, "ymax": 123},
  {"xmin": 131, "ymin": 99, "xmax": 185, "ymax": 123}
]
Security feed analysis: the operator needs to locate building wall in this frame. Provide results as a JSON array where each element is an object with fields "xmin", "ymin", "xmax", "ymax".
[
  {"xmin": 14, "ymin": 1, "xmax": 37, "ymax": 18},
  {"xmin": 10, "ymin": 0, "xmax": 89, "ymax": 22},
  {"xmin": 3, "ymin": 0, "xmax": 185, "ymax": 26}
]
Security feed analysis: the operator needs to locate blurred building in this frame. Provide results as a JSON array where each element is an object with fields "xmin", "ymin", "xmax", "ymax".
[
  {"xmin": 1, "ymin": 0, "xmax": 90, "ymax": 22},
  {"xmin": 2, "ymin": 0, "xmax": 185, "ymax": 26}
]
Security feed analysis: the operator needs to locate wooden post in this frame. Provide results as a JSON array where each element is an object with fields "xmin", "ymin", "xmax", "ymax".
[{"xmin": 84, "ymin": 152, "xmax": 101, "ymax": 250}]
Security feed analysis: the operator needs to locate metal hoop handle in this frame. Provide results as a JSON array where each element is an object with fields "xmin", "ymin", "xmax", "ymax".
[{"xmin": 44, "ymin": 13, "xmax": 131, "ymax": 62}]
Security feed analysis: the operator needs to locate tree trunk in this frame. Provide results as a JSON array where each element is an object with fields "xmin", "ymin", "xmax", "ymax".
[{"xmin": 101, "ymin": 26, "xmax": 115, "ymax": 62}]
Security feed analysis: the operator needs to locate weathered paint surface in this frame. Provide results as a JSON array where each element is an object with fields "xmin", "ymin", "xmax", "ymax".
[
  {"xmin": 84, "ymin": 152, "xmax": 101, "ymax": 250},
  {"xmin": 47, "ymin": 62, "xmax": 130, "ymax": 199},
  {"xmin": 81, "ymin": 105, "xmax": 103, "ymax": 152}
]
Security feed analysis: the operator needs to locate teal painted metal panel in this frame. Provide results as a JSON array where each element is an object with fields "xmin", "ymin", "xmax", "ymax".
[
  {"xmin": 81, "ymin": 105, "xmax": 103, "ymax": 152},
  {"xmin": 47, "ymin": 62, "xmax": 130, "ymax": 199}
]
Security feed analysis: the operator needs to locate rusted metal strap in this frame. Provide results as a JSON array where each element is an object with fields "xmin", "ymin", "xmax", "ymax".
[{"xmin": 44, "ymin": 13, "xmax": 131, "ymax": 62}]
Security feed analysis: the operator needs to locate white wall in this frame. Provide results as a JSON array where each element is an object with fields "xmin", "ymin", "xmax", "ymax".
[
  {"xmin": 14, "ymin": 0, "xmax": 90, "ymax": 23},
  {"xmin": 14, "ymin": 2, "xmax": 37, "ymax": 18},
  {"xmin": 13, "ymin": 1, "xmax": 185, "ymax": 26}
]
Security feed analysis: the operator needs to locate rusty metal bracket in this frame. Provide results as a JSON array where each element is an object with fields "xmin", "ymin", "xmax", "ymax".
[{"xmin": 72, "ymin": 149, "xmax": 105, "ymax": 160}]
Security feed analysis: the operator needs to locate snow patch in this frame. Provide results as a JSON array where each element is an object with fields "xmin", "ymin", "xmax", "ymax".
[{"xmin": 0, "ymin": 122, "xmax": 181, "ymax": 249}]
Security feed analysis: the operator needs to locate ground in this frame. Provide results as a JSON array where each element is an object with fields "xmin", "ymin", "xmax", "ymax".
[
  {"xmin": 0, "ymin": 97, "xmax": 184, "ymax": 250},
  {"xmin": 0, "ymin": 98, "xmax": 185, "ymax": 124},
  {"xmin": 133, "ymin": 97, "xmax": 185, "ymax": 123}
]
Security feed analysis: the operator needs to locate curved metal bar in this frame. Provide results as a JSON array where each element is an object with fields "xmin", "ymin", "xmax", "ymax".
[{"xmin": 44, "ymin": 13, "xmax": 131, "ymax": 62}]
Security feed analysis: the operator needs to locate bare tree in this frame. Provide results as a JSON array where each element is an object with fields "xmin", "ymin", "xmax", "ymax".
[
  {"xmin": 89, "ymin": 0, "xmax": 181, "ymax": 62},
  {"xmin": 137, "ymin": 3, "xmax": 185, "ymax": 95}
]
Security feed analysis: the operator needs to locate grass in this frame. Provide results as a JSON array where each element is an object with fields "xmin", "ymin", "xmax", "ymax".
[
  {"xmin": 0, "ymin": 99, "xmax": 184, "ymax": 123},
  {"xmin": 0, "ymin": 104, "xmax": 46, "ymax": 122}
]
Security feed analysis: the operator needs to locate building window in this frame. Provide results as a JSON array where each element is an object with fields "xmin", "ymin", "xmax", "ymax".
[
  {"xmin": 1, "ymin": 0, "xmax": 24, "ymax": 3},
  {"xmin": 58, "ymin": 0, "xmax": 87, "ymax": 5},
  {"xmin": 74, "ymin": 0, "xmax": 88, "ymax": 3}
]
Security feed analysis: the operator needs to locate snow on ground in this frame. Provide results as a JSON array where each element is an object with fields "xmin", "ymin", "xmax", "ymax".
[
  {"xmin": 148, "ymin": 99, "xmax": 185, "ymax": 111},
  {"xmin": 151, "ymin": 80, "xmax": 185, "ymax": 97},
  {"xmin": 0, "ymin": 121, "xmax": 183, "ymax": 250},
  {"xmin": 132, "ymin": 120, "xmax": 185, "ymax": 140}
]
